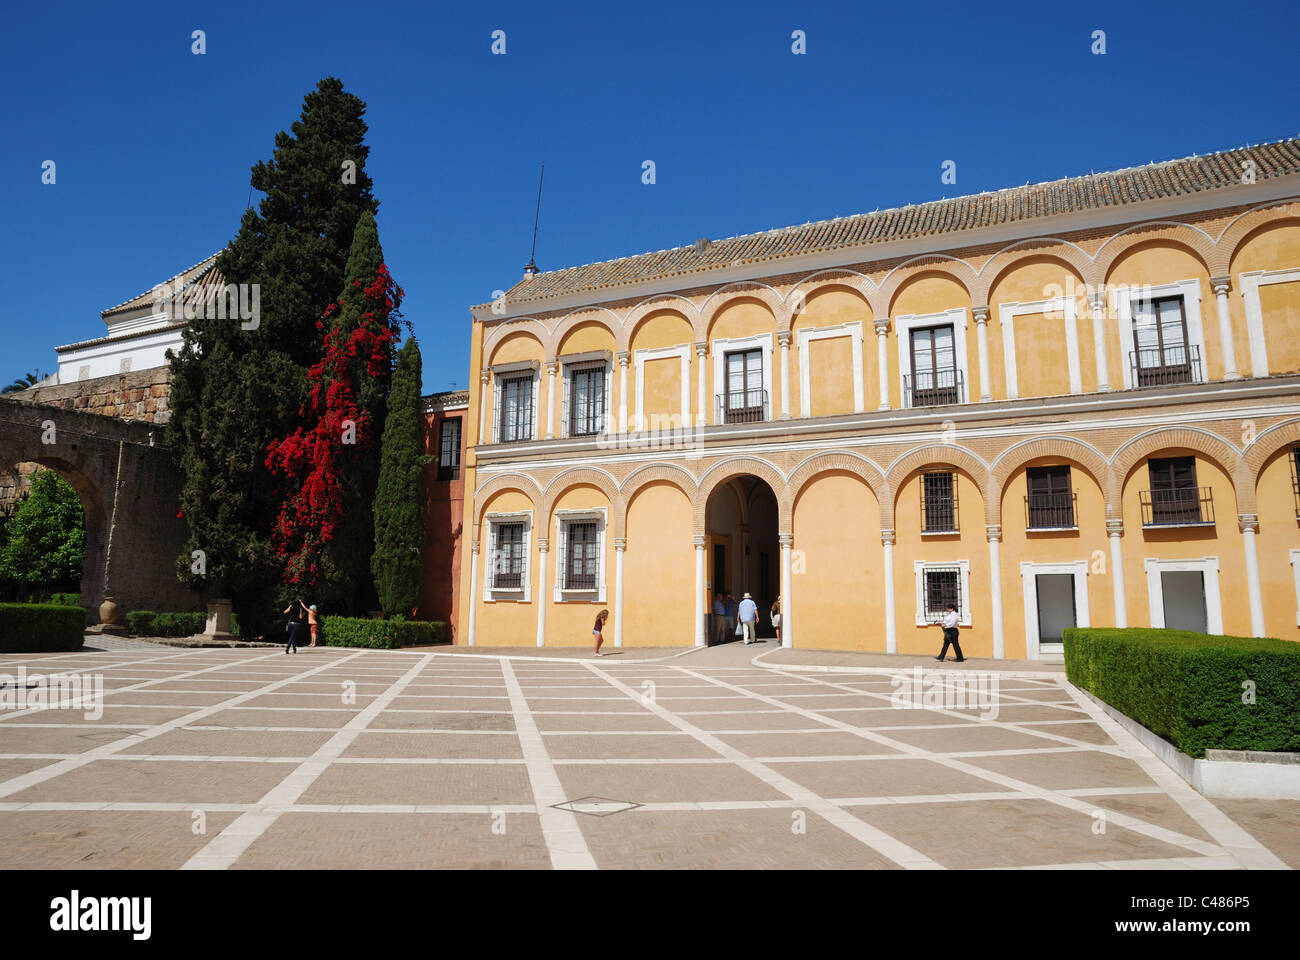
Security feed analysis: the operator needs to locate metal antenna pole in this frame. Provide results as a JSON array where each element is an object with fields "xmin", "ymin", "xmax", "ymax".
[{"xmin": 525, "ymin": 163, "xmax": 544, "ymax": 274}]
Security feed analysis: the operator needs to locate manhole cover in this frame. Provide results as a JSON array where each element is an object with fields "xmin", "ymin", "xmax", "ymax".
[{"xmin": 551, "ymin": 796, "xmax": 642, "ymax": 817}]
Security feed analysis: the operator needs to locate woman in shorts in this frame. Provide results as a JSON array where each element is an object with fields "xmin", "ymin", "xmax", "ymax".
[{"xmin": 592, "ymin": 609, "xmax": 609, "ymax": 656}]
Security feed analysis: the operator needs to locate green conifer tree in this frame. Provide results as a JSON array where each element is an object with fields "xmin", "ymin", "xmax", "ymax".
[{"xmin": 372, "ymin": 337, "xmax": 425, "ymax": 617}]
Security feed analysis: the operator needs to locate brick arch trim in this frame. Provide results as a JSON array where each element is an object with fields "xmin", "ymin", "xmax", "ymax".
[
  {"xmin": 540, "ymin": 467, "xmax": 623, "ymax": 537},
  {"xmin": 696, "ymin": 456, "xmax": 788, "ymax": 534},
  {"xmin": 473, "ymin": 473, "xmax": 543, "ymax": 531},
  {"xmin": 1110, "ymin": 426, "xmax": 1251, "ymax": 516},
  {"xmin": 883, "ymin": 444, "xmax": 994, "ymax": 527},
  {"xmin": 787, "ymin": 450, "xmax": 888, "ymax": 528},
  {"xmin": 1244, "ymin": 417, "xmax": 1300, "ymax": 491},
  {"xmin": 991, "ymin": 435, "xmax": 1112, "ymax": 513}
]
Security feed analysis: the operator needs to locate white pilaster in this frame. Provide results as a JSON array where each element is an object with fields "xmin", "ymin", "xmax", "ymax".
[
  {"xmin": 974, "ymin": 308, "xmax": 993, "ymax": 402},
  {"xmin": 881, "ymin": 530, "xmax": 896, "ymax": 654},
  {"xmin": 873, "ymin": 320, "xmax": 890, "ymax": 410},
  {"xmin": 694, "ymin": 342, "xmax": 707, "ymax": 426},
  {"xmin": 1240, "ymin": 515, "xmax": 1265, "ymax": 637},
  {"xmin": 535, "ymin": 538, "xmax": 548, "ymax": 647},
  {"xmin": 778, "ymin": 332, "xmax": 792, "ymax": 420},
  {"xmin": 477, "ymin": 372, "xmax": 489, "ymax": 444},
  {"xmin": 987, "ymin": 526, "xmax": 1005, "ymax": 658},
  {"xmin": 544, "ymin": 362, "xmax": 557, "ymax": 438},
  {"xmin": 614, "ymin": 537, "xmax": 626, "ymax": 647},
  {"xmin": 616, "ymin": 352, "xmax": 629, "ymax": 433},
  {"xmin": 694, "ymin": 535, "xmax": 707, "ymax": 647},
  {"xmin": 779, "ymin": 533, "xmax": 793, "ymax": 649},
  {"xmin": 1107, "ymin": 519, "xmax": 1126, "ymax": 627},
  {"xmin": 1212, "ymin": 277, "xmax": 1241, "ymax": 381},
  {"xmin": 1090, "ymin": 295, "xmax": 1112, "ymax": 392},
  {"xmin": 467, "ymin": 540, "xmax": 479, "ymax": 646}
]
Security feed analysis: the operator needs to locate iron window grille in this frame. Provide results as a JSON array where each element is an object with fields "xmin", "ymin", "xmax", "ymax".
[
  {"xmin": 1291, "ymin": 447, "xmax": 1300, "ymax": 519},
  {"xmin": 437, "ymin": 417, "xmax": 461, "ymax": 481},
  {"xmin": 563, "ymin": 521, "xmax": 600, "ymax": 591},
  {"xmin": 923, "ymin": 568, "xmax": 962, "ymax": 621},
  {"xmin": 1025, "ymin": 466, "xmax": 1076, "ymax": 529},
  {"xmin": 491, "ymin": 522, "xmax": 525, "ymax": 590},
  {"xmin": 921, "ymin": 471, "xmax": 958, "ymax": 533},
  {"xmin": 497, "ymin": 374, "xmax": 534, "ymax": 443},
  {"xmin": 563, "ymin": 365, "xmax": 607, "ymax": 438}
]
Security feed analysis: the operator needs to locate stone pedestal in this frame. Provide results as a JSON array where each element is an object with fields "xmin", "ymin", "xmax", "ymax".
[{"xmin": 203, "ymin": 598, "xmax": 236, "ymax": 640}]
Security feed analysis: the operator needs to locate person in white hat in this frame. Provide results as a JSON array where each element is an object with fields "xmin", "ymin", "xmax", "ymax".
[{"xmin": 737, "ymin": 592, "xmax": 759, "ymax": 644}]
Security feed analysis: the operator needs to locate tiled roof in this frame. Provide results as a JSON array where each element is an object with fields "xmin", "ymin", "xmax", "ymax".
[
  {"xmin": 102, "ymin": 253, "xmax": 224, "ymax": 318},
  {"xmin": 489, "ymin": 137, "xmax": 1300, "ymax": 309},
  {"xmin": 424, "ymin": 389, "xmax": 471, "ymax": 411}
]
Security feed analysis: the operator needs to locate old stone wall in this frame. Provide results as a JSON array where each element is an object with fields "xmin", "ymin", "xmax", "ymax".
[{"xmin": 15, "ymin": 367, "xmax": 173, "ymax": 424}]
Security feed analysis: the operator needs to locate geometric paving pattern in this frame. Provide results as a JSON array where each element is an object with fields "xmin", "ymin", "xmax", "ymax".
[{"xmin": 0, "ymin": 645, "xmax": 1294, "ymax": 869}]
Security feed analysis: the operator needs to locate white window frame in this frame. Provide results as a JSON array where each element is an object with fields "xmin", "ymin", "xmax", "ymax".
[
  {"xmin": 491, "ymin": 361, "xmax": 540, "ymax": 444},
  {"xmin": 998, "ymin": 296, "xmax": 1081, "ymax": 397},
  {"xmin": 1019, "ymin": 561, "xmax": 1090, "ymax": 660},
  {"xmin": 1238, "ymin": 268, "xmax": 1300, "ymax": 379},
  {"xmin": 796, "ymin": 321, "xmax": 865, "ymax": 417},
  {"xmin": 711, "ymin": 333, "xmax": 774, "ymax": 424},
  {"xmin": 559, "ymin": 353, "xmax": 613, "ymax": 439},
  {"xmin": 914, "ymin": 559, "xmax": 971, "ymax": 627},
  {"xmin": 484, "ymin": 510, "xmax": 532, "ymax": 602},
  {"xmin": 895, "ymin": 307, "xmax": 970, "ymax": 406},
  {"xmin": 633, "ymin": 343, "xmax": 691, "ymax": 431},
  {"xmin": 1288, "ymin": 549, "xmax": 1300, "ymax": 627},
  {"xmin": 1142, "ymin": 556, "xmax": 1222, "ymax": 634},
  {"xmin": 1111, "ymin": 279, "xmax": 1205, "ymax": 390},
  {"xmin": 554, "ymin": 507, "xmax": 607, "ymax": 602}
]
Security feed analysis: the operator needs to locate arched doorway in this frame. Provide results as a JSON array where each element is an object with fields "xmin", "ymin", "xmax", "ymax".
[{"xmin": 704, "ymin": 475, "xmax": 780, "ymax": 643}]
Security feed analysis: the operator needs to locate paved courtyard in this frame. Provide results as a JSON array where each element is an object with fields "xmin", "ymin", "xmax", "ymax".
[{"xmin": 0, "ymin": 641, "xmax": 1294, "ymax": 869}]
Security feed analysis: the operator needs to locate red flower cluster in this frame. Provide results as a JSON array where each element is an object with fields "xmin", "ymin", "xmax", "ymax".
[{"xmin": 265, "ymin": 263, "xmax": 404, "ymax": 587}]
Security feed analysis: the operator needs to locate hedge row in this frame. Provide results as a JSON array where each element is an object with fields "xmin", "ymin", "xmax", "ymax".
[
  {"xmin": 320, "ymin": 616, "xmax": 449, "ymax": 649},
  {"xmin": 126, "ymin": 611, "xmax": 242, "ymax": 638},
  {"xmin": 0, "ymin": 603, "xmax": 84, "ymax": 653},
  {"xmin": 1063, "ymin": 627, "xmax": 1300, "ymax": 757}
]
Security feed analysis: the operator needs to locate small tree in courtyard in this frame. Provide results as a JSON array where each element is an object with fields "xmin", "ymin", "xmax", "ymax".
[{"xmin": 372, "ymin": 337, "xmax": 425, "ymax": 617}]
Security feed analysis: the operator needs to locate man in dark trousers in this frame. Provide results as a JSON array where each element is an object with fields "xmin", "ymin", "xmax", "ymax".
[{"xmin": 935, "ymin": 602, "xmax": 966, "ymax": 662}]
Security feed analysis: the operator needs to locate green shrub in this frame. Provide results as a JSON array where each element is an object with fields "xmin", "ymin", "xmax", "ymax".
[
  {"xmin": 321, "ymin": 616, "xmax": 448, "ymax": 649},
  {"xmin": 1063, "ymin": 627, "xmax": 1300, "ymax": 757},
  {"xmin": 125, "ymin": 611, "xmax": 241, "ymax": 638},
  {"xmin": 48, "ymin": 592, "xmax": 81, "ymax": 607},
  {"xmin": 0, "ymin": 603, "xmax": 84, "ymax": 653}
]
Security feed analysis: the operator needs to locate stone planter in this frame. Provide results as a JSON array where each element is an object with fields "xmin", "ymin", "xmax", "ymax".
[{"xmin": 203, "ymin": 599, "xmax": 236, "ymax": 640}]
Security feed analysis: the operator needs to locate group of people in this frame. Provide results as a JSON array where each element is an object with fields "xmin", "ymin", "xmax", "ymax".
[
  {"xmin": 282, "ymin": 598, "xmax": 318, "ymax": 653},
  {"xmin": 711, "ymin": 592, "xmax": 782, "ymax": 646}
]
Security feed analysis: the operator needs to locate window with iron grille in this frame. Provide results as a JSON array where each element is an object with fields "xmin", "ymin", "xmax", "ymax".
[
  {"xmin": 497, "ymin": 375, "xmax": 534, "ymax": 443},
  {"xmin": 1026, "ymin": 465, "xmax": 1074, "ymax": 528},
  {"xmin": 909, "ymin": 325, "xmax": 960, "ymax": 406},
  {"xmin": 567, "ymin": 365, "xmax": 606, "ymax": 437},
  {"xmin": 1145, "ymin": 456, "xmax": 1208, "ymax": 525},
  {"xmin": 921, "ymin": 471, "xmax": 958, "ymax": 532},
  {"xmin": 437, "ymin": 417, "xmax": 461, "ymax": 481},
  {"xmin": 491, "ymin": 522, "xmax": 525, "ymax": 590},
  {"xmin": 924, "ymin": 568, "xmax": 961, "ymax": 620},
  {"xmin": 721, "ymin": 348, "xmax": 765, "ymax": 423},
  {"xmin": 564, "ymin": 521, "xmax": 599, "ymax": 590}
]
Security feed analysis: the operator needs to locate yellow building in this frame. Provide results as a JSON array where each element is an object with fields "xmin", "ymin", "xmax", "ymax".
[{"xmin": 458, "ymin": 138, "xmax": 1300, "ymax": 659}]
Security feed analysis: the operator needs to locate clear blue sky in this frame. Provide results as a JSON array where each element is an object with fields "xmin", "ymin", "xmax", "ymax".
[{"xmin": 3, "ymin": 0, "xmax": 1297, "ymax": 395}]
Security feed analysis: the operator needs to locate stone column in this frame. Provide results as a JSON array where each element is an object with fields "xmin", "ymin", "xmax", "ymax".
[
  {"xmin": 535, "ymin": 538, "xmax": 548, "ymax": 647},
  {"xmin": 613, "ymin": 537, "xmax": 626, "ymax": 647},
  {"xmin": 779, "ymin": 533, "xmax": 793, "ymax": 648},
  {"xmin": 1090, "ymin": 294, "xmax": 1112, "ymax": 392},
  {"xmin": 987, "ymin": 525, "xmax": 1004, "ymax": 658},
  {"xmin": 1239, "ymin": 514, "xmax": 1266, "ymax": 637},
  {"xmin": 881, "ymin": 529, "xmax": 896, "ymax": 653},
  {"xmin": 1212, "ymin": 276, "xmax": 1241, "ymax": 381},
  {"xmin": 544, "ymin": 362, "xmax": 558, "ymax": 438},
  {"xmin": 974, "ymin": 308, "xmax": 993, "ymax": 402},
  {"xmin": 778, "ymin": 332, "xmax": 792, "ymax": 420},
  {"xmin": 695, "ymin": 341, "xmax": 708, "ymax": 426},
  {"xmin": 467, "ymin": 539, "xmax": 480, "ymax": 646},
  {"xmin": 1107, "ymin": 519, "xmax": 1126, "ymax": 627},
  {"xmin": 478, "ymin": 372, "xmax": 490, "ymax": 443},
  {"xmin": 617, "ymin": 351, "xmax": 630, "ymax": 433},
  {"xmin": 694, "ymin": 535, "xmax": 707, "ymax": 647},
  {"xmin": 874, "ymin": 319, "xmax": 891, "ymax": 410}
]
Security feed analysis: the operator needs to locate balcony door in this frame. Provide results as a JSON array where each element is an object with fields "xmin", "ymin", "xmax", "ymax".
[
  {"xmin": 1133, "ymin": 297, "xmax": 1191, "ymax": 386},
  {"xmin": 1148, "ymin": 456, "xmax": 1199, "ymax": 525},
  {"xmin": 724, "ymin": 349, "xmax": 764, "ymax": 423},
  {"xmin": 910, "ymin": 325, "xmax": 958, "ymax": 405}
]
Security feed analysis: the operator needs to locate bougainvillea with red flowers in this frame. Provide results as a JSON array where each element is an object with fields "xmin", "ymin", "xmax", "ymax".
[{"xmin": 265, "ymin": 212, "xmax": 403, "ymax": 608}]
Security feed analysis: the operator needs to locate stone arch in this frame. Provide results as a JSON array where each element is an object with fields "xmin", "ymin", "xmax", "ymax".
[
  {"xmin": 483, "ymin": 320, "xmax": 547, "ymax": 365},
  {"xmin": 1217, "ymin": 200, "xmax": 1300, "ymax": 275},
  {"xmin": 620, "ymin": 296, "xmax": 700, "ymax": 352},
  {"xmin": 619, "ymin": 462, "xmax": 699, "ymax": 513},
  {"xmin": 1097, "ymin": 223, "xmax": 1217, "ymax": 282},
  {"xmin": 540, "ymin": 467, "xmax": 623, "ymax": 537},
  {"xmin": 878, "ymin": 257, "xmax": 979, "ymax": 316},
  {"xmin": 1244, "ymin": 417, "xmax": 1300, "ymax": 491},
  {"xmin": 787, "ymin": 450, "xmax": 888, "ymax": 529},
  {"xmin": 550, "ymin": 308, "xmax": 621, "ymax": 360},
  {"xmin": 978, "ymin": 245, "xmax": 1095, "ymax": 306},
  {"xmin": 991, "ymin": 435, "xmax": 1112, "ymax": 509},
  {"xmin": 698, "ymin": 284, "xmax": 782, "ymax": 342},
  {"xmin": 696, "ymin": 456, "xmax": 788, "ymax": 534},
  {"xmin": 1110, "ymin": 426, "xmax": 1251, "ymax": 516},
  {"xmin": 884, "ymin": 444, "xmax": 994, "ymax": 527},
  {"xmin": 472, "ymin": 473, "xmax": 543, "ymax": 533},
  {"xmin": 785, "ymin": 272, "xmax": 883, "ymax": 328}
]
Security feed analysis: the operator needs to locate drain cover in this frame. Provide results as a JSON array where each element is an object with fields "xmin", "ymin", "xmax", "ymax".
[{"xmin": 551, "ymin": 796, "xmax": 642, "ymax": 817}]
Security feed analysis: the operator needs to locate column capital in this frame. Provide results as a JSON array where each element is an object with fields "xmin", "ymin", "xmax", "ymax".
[
  {"xmin": 471, "ymin": 539, "xmax": 480, "ymax": 554},
  {"xmin": 777, "ymin": 331, "xmax": 792, "ymax": 347},
  {"xmin": 985, "ymin": 524, "xmax": 1001, "ymax": 541},
  {"xmin": 544, "ymin": 361, "xmax": 558, "ymax": 375},
  {"xmin": 616, "ymin": 351, "xmax": 630, "ymax": 365},
  {"xmin": 1211, "ymin": 275, "xmax": 1232, "ymax": 294},
  {"xmin": 1105, "ymin": 518, "xmax": 1124, "ymax": 536},
  {"xmin": 1238, "ymin": 513, "xmax": 1260, "ymax": 534},
  {"xmin": 873, "ymin": 318, "xmax": 890, "ymax": 335},
  {"xmin": 972, "ymin": 306, "xmax": 990, "ymax": 325},
  {"xmin": 535, "ymin": 537, "xmax": 548, "ymax": 552},
  {"xmin": 880, "ymin": 528, "xmax": 896, "ymax": 546},
  {"xmin": 480, "ymin": 371, "xmax": 491, "ymax": 384},
  {"xmin": 613, "ymin": 537, "xmax": 626, "ymax": 550},
  {"xmin": 693, "ymin": 535, "xmax": 706, "ymax": 548},
  {"xmin": 778, "ymin": 533, "xmax": 793, "ymax": 546},
  {"xmin": 694, "ymin": 340, "xmax": 707, "ymax": 355}
]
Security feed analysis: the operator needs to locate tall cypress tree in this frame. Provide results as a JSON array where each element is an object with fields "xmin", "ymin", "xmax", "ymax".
[
  {"xmin": 372, "ymin": 337, "xmax": 425, "ymax": 617},
  {"xmin": 167, "ymin": 78, "xmax": 378, "ymax": 636}
]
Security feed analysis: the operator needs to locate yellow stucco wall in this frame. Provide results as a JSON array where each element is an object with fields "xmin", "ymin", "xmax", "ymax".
[
  {"xmin": 1229, "ymin": 222, "xmax": 1300, "ymax": 376},
  {"xmin": 543, "ymin": 485, "xmax": 614, "ymax": 646},
  {"xmin": 1106, "ymin": 244, "xmax": 1219, "ymax": 381},
  {"xmin": 891, "ymin": 274, "xmax": 975, "ymax": 405},
  {"xmin": 792, "ymin": 288, "xmax": 874, "ymax": 416},
  {"xmin": 472, "ymin": 489, "xmax": 538, "ymax": 645},
  {"xmin": 623, "ymin": 482, "xmax": 694, "ymax": 646},
  {"xmin": 1253, "ymin": 449, "xmax": 1300, "ymax": 641}
]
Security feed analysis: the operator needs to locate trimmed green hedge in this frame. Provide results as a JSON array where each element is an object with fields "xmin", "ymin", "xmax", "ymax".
[
  {"xmin": 126, "ymin": 611, "xmax": 241, "ymax": 638},
  {"xmin": 0, "ymin": 603, "xmax": 84, "ymax": 653},
  {"xmin": 321, "ymin": 616, "xmax": 449, "ymax": 649},
  {"xmin": 1063, "ymin": 627, "xmax": 1300, "ymax": 758}
]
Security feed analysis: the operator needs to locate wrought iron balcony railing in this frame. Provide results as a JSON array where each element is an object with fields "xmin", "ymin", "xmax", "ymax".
[
  {"xmin": 1139, "ymin": 486, "xmax": 1215, "ymax": 527},
  {"xmin": 904, "ymin": 368, "xmax": 964, "ymax": 408},
  {"xmin": 1130, "ymin": 344, "xmax": 1203, "ymax": 388},
  {"xmin": 1025, "ymin": 491, "xmax": 1077, "ymax": 529},
  {"xmin": 716, "ymin": 389, "xmax": 768, "ymax": 424}
]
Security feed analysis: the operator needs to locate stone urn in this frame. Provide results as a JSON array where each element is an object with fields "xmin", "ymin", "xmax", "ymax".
[{"xmin": 94, "ymin": 596, "xmax": 128, "ymax": 635}]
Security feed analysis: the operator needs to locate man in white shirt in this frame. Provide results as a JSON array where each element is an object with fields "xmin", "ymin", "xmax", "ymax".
[
  {"xmin": 935, "ymin": 603, "xmax": 966, "ymax": 662},
  {"xmin": 737, "ymin": 592, "xmax": 759, "ymax": 644}
]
